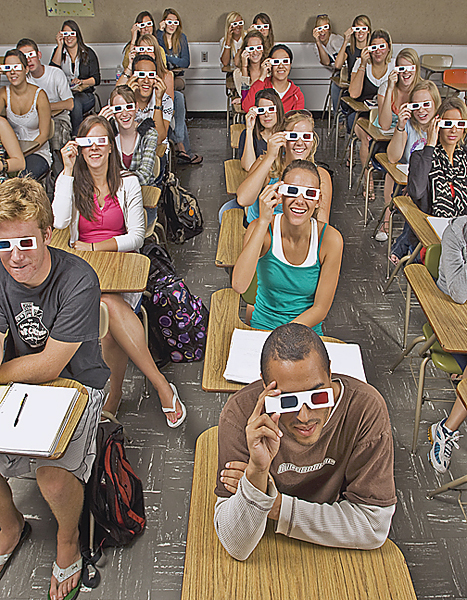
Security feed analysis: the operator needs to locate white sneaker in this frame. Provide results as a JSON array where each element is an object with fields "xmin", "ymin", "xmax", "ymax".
[
  {"xmin": 375, "ymin": 230, "xmax": 388, "ymax": 242},
  {"xmin": 428, "ymin": 418, "xmax": 460, "ymax": 473}
]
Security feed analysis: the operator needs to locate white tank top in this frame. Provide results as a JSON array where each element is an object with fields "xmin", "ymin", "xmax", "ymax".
[{"xmin": 6, "ymin": 86, "xmax": 51, "ymax": 165}]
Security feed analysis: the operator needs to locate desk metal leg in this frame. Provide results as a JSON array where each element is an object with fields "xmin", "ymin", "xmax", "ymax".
[
  {"xmin": 383, "ymin": 242, "xmax": 422, "ymax": 293},
  {"xmin": 389, "ymin": 333, "xmax": 427, "ymax": 373},
  {"xmin": 334, "ymin": 109, "xmax": 341, "ymax": 158},
  {"xmin": 413, "ymin": 354, "xmax": 431, "ymax": 453},
  {"xmin": 403, "ymin": 280, "xmax": 412, "ymax": 349},
  {"xmin": 355, "ymin": 140, "xmax": 376, "ymax": 197},
  {"xmin": 428, "ymin": 474, "xmax": 467, "ymax": 498},
  {"xmin": 364, "ymin": 163, "xmax": 375, "ymax": 226},
  {"xmin": 342, "ymin": 111, "xmax": 361, "ymax": 160}
]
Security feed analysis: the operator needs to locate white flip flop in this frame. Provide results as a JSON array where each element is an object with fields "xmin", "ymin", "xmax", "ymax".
[{"xmin": 162, "ymin": 383, "xmax": 187, "ymax": 428}]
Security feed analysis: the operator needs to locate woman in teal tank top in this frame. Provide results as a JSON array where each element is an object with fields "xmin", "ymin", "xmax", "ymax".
[{"xmin": 233, "ymin": 159, "xmax": 343, "ymax": 333}]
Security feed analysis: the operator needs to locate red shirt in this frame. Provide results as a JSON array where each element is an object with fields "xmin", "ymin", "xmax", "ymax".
[{"xmin": 242, "ymin": 77, "xmax": 305, "ymax": 113}]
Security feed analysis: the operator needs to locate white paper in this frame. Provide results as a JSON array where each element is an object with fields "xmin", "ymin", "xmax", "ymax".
[
  {"xmin": 427, "ymin": 216, "xmax": 450, "ymax": 241},
  {"xmin": 223, "ymin": 329, "xmax": 366, "ymax": 384},
  {"xmin": 396, "ymin": 163, "xmax": 409, "ymax": 176},
  {"xmin": 0, "ymin": 383, "xmax": 78, "ymax": 455}
]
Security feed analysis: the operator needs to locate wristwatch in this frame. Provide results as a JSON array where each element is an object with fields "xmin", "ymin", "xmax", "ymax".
[{"xmin": 154, "ymin": 105, "xmax": 163, "ymax": 111}]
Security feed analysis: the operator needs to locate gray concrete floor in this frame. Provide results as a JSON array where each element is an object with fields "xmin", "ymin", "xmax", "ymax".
[{"xmin": 4, "ymin": 115, "xmax": 467, "ymax": 599}]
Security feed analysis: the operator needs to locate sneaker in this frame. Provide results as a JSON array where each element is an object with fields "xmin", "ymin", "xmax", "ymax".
[
  {"xmin": 375, "ymin": 230, "xmax": 388, "ymax": 242},
  {"xmin": 428, "ymin": 418, "xmax": 460, "ymax": 473}
]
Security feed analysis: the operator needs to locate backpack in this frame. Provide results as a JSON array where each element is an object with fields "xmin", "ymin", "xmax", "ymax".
[
  {"xmin": 84, "ymin": 421, "xmax": 146, "ymax": 549},
  {"xmin": 160, "ymin": 170, "xmax": 203, "ymax": 243},
  {"xmin": 143, "ymin": 275, "xmax": 209, "ymax": 363}
]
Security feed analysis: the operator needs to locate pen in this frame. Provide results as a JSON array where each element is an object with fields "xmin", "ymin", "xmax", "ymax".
[{"xmin": 13, "ymin": 393, "xmax": 28, "ymax": 427}]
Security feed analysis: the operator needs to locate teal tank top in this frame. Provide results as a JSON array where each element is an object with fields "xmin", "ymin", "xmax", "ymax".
[
  {"xmin": 250, "ymin": 215, "xmax": 327, "ymax": 334},
  {"xmin": 247, "ymin": 177, "xmax": 281, "ymax": 223}
]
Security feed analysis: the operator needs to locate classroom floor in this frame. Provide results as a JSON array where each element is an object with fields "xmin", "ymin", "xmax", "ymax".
[{"xmin": 4, "ymin": 115, "xmax": 467, "ymax": 600}]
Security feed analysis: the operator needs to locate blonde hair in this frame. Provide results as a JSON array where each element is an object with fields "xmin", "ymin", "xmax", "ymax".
[
  {"xmin": 315, "ymin": 14, "xmax": 331, "ymax": 28},
  {"xmin": 349, "ymin": 15, "xmax": 371, "ymax": 54},
  {"xmin": 270, "ymin": 111, "xmax": 319, "ymax": 179},
  {"xmin": 0, "ymin": 176, "xmax": 53, "ymax": 236},
  {"xmin": 224, "ymin": 12, "xmax": 244, "ymax": 42},
  {"xmin": 393, "ymin": 48, "xmax": 421, "ymax": 105},
  {"xmin": 138, "ymin": 33, "xmax": 169, "ymax": 77},
  {"xmin": 409, "ymin": 80, "xmax": 441, "ymax": 135}
]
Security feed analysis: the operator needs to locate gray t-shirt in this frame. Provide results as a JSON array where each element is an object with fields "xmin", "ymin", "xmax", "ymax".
[
  {"xmin": 0, "ymin": 247, "xmax": 110, "ymax": 389},
  {"xmin": 403, "ymin": 120, "xmax": 427, "ymax": 165}
]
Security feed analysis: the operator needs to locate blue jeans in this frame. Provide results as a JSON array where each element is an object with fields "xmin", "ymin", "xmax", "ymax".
[
  {"xmin": 20, "ymin": 154, "xmax": 49, "ymax": 180},
  {"xmin": 169, "ymin": 91, "xmax": 192, "ymax": 155},
  {"xmin": 71, "ymin": 91, "xmax": 95, "ymax": 136},
  {"xmin": 218, "ymin": 198, "xmax": 242, "ymax": 224}
]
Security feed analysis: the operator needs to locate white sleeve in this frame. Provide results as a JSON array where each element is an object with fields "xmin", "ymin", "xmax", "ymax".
[
  {"xmin": 53, "ymin": 172, "xmax": 74, "ymax": 229},
  {"xmin": 56, "ymin": 68, "xmax": 73, "ymax": 101},
  {"xmin": 378, "ymin": 80, "xmax": 388, "ymax": 98},
  {"xmin": 162, "ymin": 93, "xmax": 174, "ymax": 123},
  {"xmin": 276, "ymin": 495, "xmax": 395, "ymax": 550},
  {"xmin": 214, "ymin": 474, "xmax": 277, "ymax": 561},
  {"xmin": 352, "ymin": 57, "xmax": 362, "ymax": 74},
  {"xmin": 115, "ymin": 175, "xmax": 145, "ymax": 252}
]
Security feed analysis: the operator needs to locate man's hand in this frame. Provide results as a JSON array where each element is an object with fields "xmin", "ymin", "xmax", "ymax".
[
  {"xmin": 245, "ymin": 382, "xmax": 282, "ymax": 493},
  {"xmin": 220, "ymin": 461, "xmax": 247, "ymax": 494}
]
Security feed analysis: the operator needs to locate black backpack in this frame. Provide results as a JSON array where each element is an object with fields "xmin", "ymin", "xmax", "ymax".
[
  {"xmin": 159, "ymin": 171, "xmax": 203, "ymax": 243},
  {"xmin": 83, "ymin": 421, "xmax": 146, "ymax": 549}
]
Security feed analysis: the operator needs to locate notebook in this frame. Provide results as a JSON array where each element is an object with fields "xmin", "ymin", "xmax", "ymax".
[
  {"xmin": 427, "ymin": 216, "xmax": 450, "ymax": 241},
  {"xmin": 223, "ymin": 329, "xmax": 367, "ymax": 384},
  {"xmin": 0, "ymin": 383, "xmax": 80, "ymax": 457}
]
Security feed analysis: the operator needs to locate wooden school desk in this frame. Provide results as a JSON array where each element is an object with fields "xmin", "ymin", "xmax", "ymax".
[
  {"xmin": 215, "ymin": 209, "xmax": 245, "ymax": 269},
  {"xmin": 224, "ymin": 159, "xmax": 248, "ymax": 195},
  {"xmin": 181, "ymin": 426, "xmax": 418, "ymax": 600},
  {"xmin": 340, "ymin": 97, "xmax": 367, "ymax": 186},
  {"xmin": 353, "ymin": 118, "xmax": 392, "ymax": 199},
  {"xmin": 50, "ymin": 229, "xmax": 150, "ymax": 293}
]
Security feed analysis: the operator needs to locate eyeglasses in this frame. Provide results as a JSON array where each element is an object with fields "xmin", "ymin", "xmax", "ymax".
[
  {"xmin": 165, "ymin": 20, "xmax": 179, "ymax": 26},
  {"xmin": 134, "ymin": 46, "xmax": 154, "ymax": 54},
  {"xmin": 75, "ymin": 136, "xmax": 109, "ymax": 147},
  {"xmin": 394, "ymin": 65, "xmax": 416, "ymax": 73},
  {"xmin": 284, "ymin": 131, "xmax": 314, "ymax": 141},
  {"xmin": 137, "ymin": 21, "xmax": 153, "ymax": 28},
  {"xmin": 265, "ymin": 388, "xmax": 334, "ymax": 414},
  {"xmin": 407, "ymin": 100, "xmax": 432, "ymax": 110},
  {"xmin": 0, "ymin": 64, "xmax": 22, "ymax": 72},
  {"xmin": 254, "ymin": 105, "xmax": 276, "ymax": 114},
  {"xmin": 24, "ymin": 51, "xmax": 37, "ymax": 59},
  {"xmin": 352, "ymin": 26, "xmax": 368, "ymax": 32},
  {"xmin": 252, "ymin": 23, "xmax": 269, "ymax": 30},
  {"xmin": 316, "ymin": 24, "xmax": 330, "ymax": 32},
  {"xmin": 270, "ymin": 58, "xmax": 290, "ymax": 66},
  {"xmin": 136, "ymin": 71, "xmax": 157, "ymax": 78},
  {"xmin": 368, "ymin": 43, "xmax": 387, "ymax": 52},
  {"xmin": 0, "ymin": 237, "xmax": 37, "ymax": 251},
  {"xmin": 61, "ymin": 31, "xmax": 76, "ymax": 37},
  {"xmin": 278, "ymin": 183, "xmax": 320, "ymax": 199},
  {"xmin": 439, "ymin": 120, "xmax": 467, "ymax": 128},
  {"xmin": 231, "ymin": 20, "xmax": 244, "ymax": 28},
  {"xmin": 246, "ymin": 45, "xmax": 263, "ymax": 53},
  {"xmin": 110, "ymin": 103, "xmax": 136, "ymax": 113}
]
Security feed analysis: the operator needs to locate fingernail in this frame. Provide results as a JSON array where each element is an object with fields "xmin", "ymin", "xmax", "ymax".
[
  {"xmin": 221, "ymin": 470, "xmax": 225, "ymax": 476},
  {"xmin": 225, "ymin": 462, "xmax": 230, "ymax": 468},
  {"xmin": 278, "ymin": 430, "xmax": 283, "ymax": 437}
]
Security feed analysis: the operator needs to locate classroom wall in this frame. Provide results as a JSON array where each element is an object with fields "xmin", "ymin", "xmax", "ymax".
[{"xmin": 3, "ymin": 0, "xmax": 466, "ymax": 46}]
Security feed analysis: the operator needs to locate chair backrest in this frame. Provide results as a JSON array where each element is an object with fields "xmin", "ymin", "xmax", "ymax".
[
  {"xmin": 48, "ymin": 118, "xmax": 55, "ymax": 141},
  {"xmin": 425, "ymin": 243, "xmax": 442, "ymax": 280},
  {"xmin": 99, "ymin": 301, "xmax": 109, "ymax": 339},
  {"xmin": 421, "ymin": 54, "xmax": 453, "ymax": 70},
  {"xmin": 443, "ymin": 68, "xmax": 467, "ymax": 86}
]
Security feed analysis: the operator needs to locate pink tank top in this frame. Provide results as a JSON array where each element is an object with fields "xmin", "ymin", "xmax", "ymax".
[{"xmin": 78, "ymin": 194, "xmax": 126, "ymax": 243}]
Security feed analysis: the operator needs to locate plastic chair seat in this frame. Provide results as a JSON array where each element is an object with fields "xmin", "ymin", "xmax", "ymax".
[
  {"xmin": 241, "ymin": 272, "xmax": 257, "ymax": 306},
  {"xmin": 443, "ymin": 69, "xmax": 467, "ymax": 86},
  {"xmin": 422, "ymin": 322, "xmax": 462, "ymax": 374}
]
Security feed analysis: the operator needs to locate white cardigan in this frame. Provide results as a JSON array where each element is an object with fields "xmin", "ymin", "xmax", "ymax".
[{"xmin": 53, "ymin": 172, "xmax": 145, "ymax": 252}]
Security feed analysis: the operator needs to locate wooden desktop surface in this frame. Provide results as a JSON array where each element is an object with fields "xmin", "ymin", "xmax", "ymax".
[
  {"xmin": 393, "ymin": 196, "xmax": 440, "ymax": 248},
  {"xmin": 181, "ymin": 426, "xmax": 417, "ymax": 600},
  {"xmin": 215, "ymin": 209, "xmax": 245, "ymax": 268},
  {"xmin": 224, "ymin": 159, "xmax": 248, "ymax": 195},
  {"xmin": 19, "ymin": 139, "xmax": 40, "ymax": 156},
  {"xmin": 375, "ymin": 153, "xmax": 408, "ymax": 187},
  {"xmin": 50, "ymin": 228, "xmax": 150, "ymax": 293},
  {"xmin": 405, "ymin": 263, "xmax": 467, "ymax": 354},
  {"xmin": 357, "ymin": 118, "xmax": 393, "ymax": 142},
  {"xmin": 230, "ymin": 123, "xmax": 245, "ymax": 149},
  {"xmin": 341, "ymin": 97, "xmax": 367, "ymax": 113}
]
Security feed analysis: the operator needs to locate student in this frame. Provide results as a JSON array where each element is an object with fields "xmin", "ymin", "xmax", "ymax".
[
  {"xmin": 236, "ymin": 110, "xmax": 332, "ymax": 225},
  {"xmin": 220, "ymin": 12, "xmax": 245, "ymax": 68},
  {"xmin": 232, "ymin": 160, "xmax": 343, "ymax": 334},
  {"xmin": 347, "ymin": 29, "xmax": 394, "ymax": 200},
  {"xmin": 0, "ymin": 117, "xmax": 25, "ymax": 182},
  {"xmin": 214, "ymin": 323, "xmax": 396, "ymax": 560},
  {"xmin": 391, "ymin": 97, "xmax": 467, "ymax": 262},
  {"xmin": 50, "ymin": 20, "xmax": 101, "ymax": 136},
  {"xmin": 0, "ymin": 50, "xmax": 52, "ymax": 180},
  {"xmin": 242, "ymin": 44, "xmax": 305, "ymax": 113},
  {"xmin": 0, "ymin": 176, "xmax": 110, "ymax": 600},
  {"xmin": 53, "ymin": 116, "xmax": 186, "ymax": 427},
  {"xmin": 232, "ymin": 30, "xmax": 266, "ymax": 99},
  {"xmin": 17, "ymin": 37, "xmax": 74, "ymax": 175},
  {"xmin": 429, "ymin": 216, "xmax": 467, "ymax": 473},
  {"xmin": 313, "ymin": 14, "xmax": 344, "ymax": 70},
  {"xmin": 122, "ymin": 11, "xmax": 156, "ymax": 72},
  {"xmin": 239, "ymin": 88, "xmax": 285, "ymax": 172},
  {"xmin": 251, "ymin": 13, "xmax": 274, "ymax": 57},
  {"xmin": 334, "ymin": 15, "xmax": 372, "ymax": 74},
  {"xmin": 157, "ymin": 8, "xmax": 190, "ymax": 91}
]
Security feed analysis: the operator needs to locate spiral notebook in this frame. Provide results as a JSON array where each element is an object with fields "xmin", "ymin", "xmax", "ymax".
[{"xmin": 0, "ymin": 383, "xmax": 80, "ymax": 457}]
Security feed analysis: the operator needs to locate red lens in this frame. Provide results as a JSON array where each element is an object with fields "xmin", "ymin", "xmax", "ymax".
[{"xmin": 310, "ymin": 390, "xmax": 329, "ymax": 405}]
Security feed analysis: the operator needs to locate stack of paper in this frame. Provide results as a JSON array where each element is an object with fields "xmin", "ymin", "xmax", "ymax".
[
  {"xmin": 223, "ymin": 329, "xmax": 367, "ymax": 384},
  {"xmin": 427, "ymin": 216, "xmax": 451, "ymax": 241},
  {"xmin": 0, "ymin": 383, "xmax": 79, "ymax": 456},
  {"xmin": 396, "ymin": 163, "xmax": 409, "ymax": 176}
]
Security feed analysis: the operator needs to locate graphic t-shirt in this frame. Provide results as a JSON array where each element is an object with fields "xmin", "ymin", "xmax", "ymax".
[{"xmin": 0, "ymin": 247, "xmax": 110, "ymax": 389}]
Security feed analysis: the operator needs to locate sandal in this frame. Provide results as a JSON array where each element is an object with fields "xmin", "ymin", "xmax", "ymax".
[
  {"xmin": 188, "ymin": 153, "xmax": 203, "ymax": 165},
  {"xmin": 162, "ymin": 383, "xmax": 187, "ymax": 428},
  {"xmin": 389, "ymin": 253, "xmax": 400, "ymax": 267},
  {"xmin": 48, "ymin": 557, "xmax": 83, "ymax": 600},
  {"xmin": 176, "ymin": 150, "xmax": 192, "ymax": 164},
  {"xmin": 375, "ymin": 222, "xmax": 389, "ymax": 243},
  {"xmin": 0, "ymin": 521, "xmax": 31, "ymax": 581}
]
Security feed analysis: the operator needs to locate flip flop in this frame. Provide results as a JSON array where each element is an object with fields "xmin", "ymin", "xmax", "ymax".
[
  {"xmin": 188, "ymin": 154, "xmax": 203, "ymax": 165},
  {"xmin": 48, "ymin": 557, "xmax": 83, "ymax": 600},
  {"xmin": 0, "ymin": 521, "xmax": 31, "ymax": 581},
  {"xmin": 176, "ymin": 151, "xmax": 192, "ymax": 164},
  {"xmin": 162, "ymin": 383, "xmax": 187, "ymax": 428}
]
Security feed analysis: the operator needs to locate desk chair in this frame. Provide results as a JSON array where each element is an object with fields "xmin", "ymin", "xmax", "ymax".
[
  {"xmin": 421, "ymin": 54, "xmax": 453, "ymax": 80},
  {"xmin": 215, "ymin": 208, "xmax": 245, "ymax": 269},
  {"xmin": 331, "ymin": 70, "xmax": 350, "ymax": 158},
  {"xmin": 224, "ymin": 159, "xmax": 248, "ymax": 195},
  {"xmin": 390, "ymin": 247, "xmax": 461, "ymax": 453},
  {"xmin": 340, "ymin": 97, "xmax": 367, "ymax": 188},
  {"xmin": 443, "ymin": 69, "xmax": 467, "ymax": 98},
  {"xmin": 230, "ymin": 123, "xmax": 245, "ymax": 158}
]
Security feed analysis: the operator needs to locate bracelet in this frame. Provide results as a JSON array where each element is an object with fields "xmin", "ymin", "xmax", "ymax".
[
  {"xmin": 91, "ymin": 243, "xmax": 94, "ymax": 251},
  {"xmin": 224, "ymin": 45, "xmax": 231, "ymax": 49},
  {"xmin": 154, "ymin": 105, "xmax": 163, "ymax": 111},
  {"xmin": 358, "ymin": 67, "xmax": 365, "ymax": 72},
  {"xmin": 396, "ymin": 125, "xmax": 405, "ymax": 132}
]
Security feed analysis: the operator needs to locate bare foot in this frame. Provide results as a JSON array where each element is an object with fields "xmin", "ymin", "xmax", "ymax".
[
  {"xmin": 49, "ymin": 536, "xmax": 81, "ymax": 600},
  {"xmin": 0, "ymin": 513, "xmax": 24, "ymax": 575}
]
